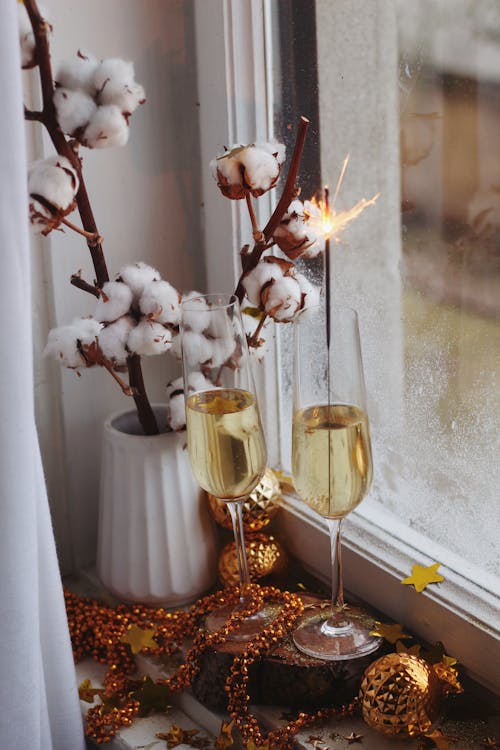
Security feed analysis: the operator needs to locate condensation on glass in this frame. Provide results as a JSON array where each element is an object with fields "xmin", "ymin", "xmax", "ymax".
[{"xmin": 271, "ymin": 0, "xmax": 499, "ymax": 589}]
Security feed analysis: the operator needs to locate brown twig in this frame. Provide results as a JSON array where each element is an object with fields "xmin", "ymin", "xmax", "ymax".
[
  {"xmin": 234, "ymin": 117, "xmax": 309, "ymax": 303},
  {"xmin": 60, "ymin": 216, "xmax": 103, "ymax": 245},
  {"xmin": 245, "ymin": 193, "xmax": 264, "ymax": 243},
  {"xmin": 24, "ymin": 106, "xmax": 45, "ymax": 122},
  {"xmin": 24, "ymin": 0, "xmax": 159, "ymax": 435},
  {"xmin": 101, "ymin": 362, "xmax": 135, "ymax": 397},
  {"xmin": 248, "ymin": 314, "xmax": 267, "ymax": 348},
  {"xmin": 70, "ymin": 274, "xmax": 100, "ymax": 298}
]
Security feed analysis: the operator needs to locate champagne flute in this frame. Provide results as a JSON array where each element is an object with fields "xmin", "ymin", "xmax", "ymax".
[
  {"xmin": 292, "ymin": 304, "xmax": 381, "ymax": 660},
  {"xmin": 181, "ymin": 293, "xmax": 268, "ymax": 636}
]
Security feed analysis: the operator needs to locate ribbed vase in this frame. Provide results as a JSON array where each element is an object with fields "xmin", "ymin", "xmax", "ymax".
[{"xmin": 96, "ymin": 406, "xmax": 217, "ymax": 606}]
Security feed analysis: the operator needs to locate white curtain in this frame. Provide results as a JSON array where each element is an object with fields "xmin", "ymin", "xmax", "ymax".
[{"xmin": 0, "ymin": 3, "xmax": 86, "ymax": 749}]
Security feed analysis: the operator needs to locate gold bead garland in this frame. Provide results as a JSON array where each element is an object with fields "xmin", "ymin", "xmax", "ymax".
[{"xmin": 65, "ymin": 585, "xmax": 358, "ymax": 747}]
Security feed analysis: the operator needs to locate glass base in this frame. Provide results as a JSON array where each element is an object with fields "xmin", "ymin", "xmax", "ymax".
[
  {"xmin": 205, "ymin": 602, "xmax": 279, "ymax": 643},
  {"xmin": 293, "ymin": 606, "xmax": 382, "ymax": 661}
]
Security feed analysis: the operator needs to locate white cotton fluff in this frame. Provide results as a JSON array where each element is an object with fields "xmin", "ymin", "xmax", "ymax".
[
  {"xmin": 53, "ymin": 88, "xmax": 97, "ymax": 135},
  {"xmin": 181, "ymin": 292, "xmax": 211, "ymax": 333},
  {"xmin": 275, "ymin": 199, "xmax": 325, "ymax": 259},
  {"xmin": 187, "ymin": 372, "xmax": 213, "ymax": 394},
  {"xmin": 139, "ymin": 280, "xmax": 180, "ymax": 325},
  {"xmin": 296, "ymin": 274, "xmax": 321, "ymax": 310},
  {"xmin": 168, "ymin": 392, "xmax": 186, "ymax": 431},
  {"xmin": 172, "ymin": 329, "xmax": 212, "ymax": 365},
  {"xmin": 94, "ymin": 281, "xmax": 133, "ymax": 323},
  {"xmin": 301, "ymin": 200, "xmax": 326, "ymax": 258},
  {"xmin": 127, "ymin": 320, "xmax": 172, "ymax": 356},
  {"xmin": 94, "ymin": 58, "xmax": 134, "ymax": 97},
  {"xmin": 118, "ymin": 262, "xmax": 161, "ymax": 301},
  {"xmin": 97, "ymin": 315, "xmax": 135, "ymax": 364},
  {"xmin": 166, "ymin": 375, "xmax": 184, "ymax": 400},
  {"xmin": 242, "ymin": 261, "xmax": 284, "ymax": 307},
  {"xmin": 28, "ymin": 155, "xmax": 79, "ymax": 211},
  {"xmin": 55, "ymin": 52, "xmax": 99, "ymax": 96},
  {"xmin": 254, "ymin": 140, "xmax": 286, "ymax": 166},
  {"xmin": 18, "ymin": 3, "xmax": 35, "ymax": 68},
  {"xmin": 262, "ymin": 276, "xmax": 301, "ymax": 323},
  {"xmin": 82, "ymin": 105, "xmax": 129, "ymax": 149},
  {"xmin": 208, "ymin": 336, "xmax": 236, "ymax": 367},
  {"xmin": 211, "ymin": 140, "xmax": 286, "ymax": 199},
  {"xmin": 44, "ymin": 317, "xmax": 102, "ymax": 369}
]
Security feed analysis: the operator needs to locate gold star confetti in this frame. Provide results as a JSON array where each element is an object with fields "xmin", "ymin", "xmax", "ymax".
[
  {"xmin": 370, "ymin": 621, "xmax": 411, "ymax": 643},
  {"xmin": 396, "ymin": 639, "xmax": 422, "ymax": 656},
  {"xmin": 401, "ymin": 562, "xmax": 444, "ymax": 593},
  {"xmin": 480, "ymin": 739, "xmax": 499, "ymax": 749},
  {"xmin": 215, "ymin": 720, "xmax": 236, "ymax": 750},
  {"xmin": 78, "ymin": 678, "xmax": 104, "ymax": 703},
  {"xmin": 424, "ymin": 729, "xmax": 459, "ymax": 750},
  {"xmin": 342, "ymin": 732, "xmax": 363, "ymax": 744},
  {"xmin": 157, "ymin": 725, "xmax": 202, "ymax": 748},
  {"xmin": 120, "ymin": 624, "xmax": 157, "ymax": 654},
  {"xmin": 422, "ymin": 641, "xmax": 457, "ymax": 666},
  {"xmin": 133, "ymin": 675, "xmax": 172, "ymax": 717}
]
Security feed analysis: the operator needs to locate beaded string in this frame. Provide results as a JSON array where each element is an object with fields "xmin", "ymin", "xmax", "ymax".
[{"xmin": 65, "ymin": 586, "xmax": 358, "ymax": 746}]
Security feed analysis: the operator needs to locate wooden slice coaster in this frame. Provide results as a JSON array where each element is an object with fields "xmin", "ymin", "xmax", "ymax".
[{"xmin": 191, "ymin": 594, "xmax": 385, "ymax": 711}]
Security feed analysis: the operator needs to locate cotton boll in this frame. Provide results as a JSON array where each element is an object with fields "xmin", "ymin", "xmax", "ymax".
[
  {"xmin": 127, "ymin": 320, "xmax": 172, "ymax": 356},
  {"xmin": 28, "ymin": 155, "xmax": 79, "ymax": 211},
  {"xmin": 82, "ymin": 105, "xmax": 129, "ymax": 149},
  {"xmin": 94, "ymin": 281, "xmax": 133, "ymax": 323},
  {"xmin": 296, "ymin": 274, "xmax": 321, "ymax": 311},
  {"xmin": 168, "ymin": 392, "xmax": 186, "ymax": 431},
  {"xmin": 242, "ymin": 261, "xmax": 284, "ymax": 307},
  {"xmin": 98, "ymin": 315, "xmax": 135, "ymax": 364},
  {"xmin": 118, "ymin": 262, "xmax": 161, "ymax": 301},
  {"xmin": 174, "ymin": 330, "xmax": 212, "ymax": 365},
  {"xmin": 209, "ymin": 336, "xmax": 235, "ymax": 367},
  {"xmin": 262, "ymin": 276, "xmax": 301, "ymax": 323},
  {"xmin": 29, "ymin": 198, "xmax": 53, "ymax": 234},
  {"xmin": 166, "ymin": 376, "xmax": 184, "ymax": 400},
  {"xmin": 54, "ymin": 88, "xmax": 97, "ymax": 136},
  {"xmin": 140, "ymin": 280, "xmax": 180, "ymax": 325},
  {"xmin": 275, "ymin": 199, "xmax": 325, "ymax": 260},
  {"xmin": 100, "ymin": 80, "xmax": 145, "ymax": 115},
  {"xmin": 94, "ymin": 58, "xmax": 135, "ymax": 97},
  {"xmin": 181, "ymin": 292, "xmax": 211, "ymax": 333},
  {"xmin": 239, "ymin": 146, "xmax": 281, "ymax": 196},
  {"xmin": 55, "ymin": 52, "xmax": 99, "ymax": 96},
  {"xmin": 44, "ymin": 317, "xmax": 102, "ymax": 369}
]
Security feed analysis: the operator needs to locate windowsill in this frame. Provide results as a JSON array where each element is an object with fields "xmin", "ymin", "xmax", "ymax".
[{"xmin": 75, "ymin": 567, "xmax": 498, "ymax": 750}]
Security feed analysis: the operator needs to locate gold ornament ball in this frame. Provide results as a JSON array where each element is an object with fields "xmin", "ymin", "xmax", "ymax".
[
  {"xmin": 218, "ymin": 532, "xmax": 288, "ymax": 587},
  {"xmin": 207, "ymin": 468, "xmax": 281, "ymax": 532},
  {"xmin": 359, "ymin": 653, "xmax": 442, "ymax": 738}
]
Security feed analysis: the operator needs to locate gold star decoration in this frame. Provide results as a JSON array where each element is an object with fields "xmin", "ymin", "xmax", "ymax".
[
  {"xmin": 342, "ymin": 732, "xmax": 363, "ymax": 744},
  {"xmin": 370, "ymin": 621, "xmax": 411, "ymax": 644},
  {"xmin": 396, "ymin": 639, "xmax": 422, "ymax": 656},
  {"xmin": 422, "ymin": 641, "xmax": 457, "ymax": 666},
  {"xmin": 401, "ymin": 562, "xmax": 444, "ymax": 593},
  {"xmin": 424, "ymin": 729, "xmax": 459, "ymax": 750},
  {"xmin": 214, "ymin": 720, "xmax": 236, "ymax": 750},
  {"xmin": 480, "ymin": 739, "xmax": 499, "ymax": 749},
  {"xmin": 156, "ymin": 725, "xmax": 203, "ymax": 748},
  {"xmin": 78, "ymin": 678, "xmax": 104, "ymax": 703},
  {"xmin": 132, "ymin": 675, "xmax": 172, "ymax": 717},
  {"xmin": 120, "ymin": 624, "xmax": 157, "ymax": 654},
  {"xmin": 306, "ymin": 737, "xmax": 327, "ymax": 749}
]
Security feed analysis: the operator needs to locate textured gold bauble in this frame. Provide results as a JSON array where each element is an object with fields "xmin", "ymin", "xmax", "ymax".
[
  {"xmin": 218, "ymin": 532, "xmax": 288, "ymax": 587},
  {"xmin": 359, "ymin": 653, "xmax": 442, "ymax": 738},
  {"xmin": 207, "ymin": 468, "xmax": 281, "ymax": 532}
]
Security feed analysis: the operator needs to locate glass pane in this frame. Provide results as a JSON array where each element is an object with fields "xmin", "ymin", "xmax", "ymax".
[{"xmin": 271, "ymin": 0, "xmax": 499, "ymax": 593}]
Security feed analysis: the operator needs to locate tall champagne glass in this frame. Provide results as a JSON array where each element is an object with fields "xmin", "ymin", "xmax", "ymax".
[
  {"xmin": 292, "ymin": 305, "xmax": 381, "ymax": 660},
  {"xmin": 181, "ymin": 293, "xmax": 267, "ymax": 635}
]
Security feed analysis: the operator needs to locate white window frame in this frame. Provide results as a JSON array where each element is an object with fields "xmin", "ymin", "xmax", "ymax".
[{"xmin": 194, "ymin": 0, "xmax": 499, "ymax": 695}]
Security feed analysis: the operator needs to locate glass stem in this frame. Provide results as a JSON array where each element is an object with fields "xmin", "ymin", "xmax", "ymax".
[
  {"xmin": 227, "ymin": 499, "xmax": 250, "ymax": 599},
  {"xmin": 327, "ymin": 518, "xmax": 344, "ymax": 610}
]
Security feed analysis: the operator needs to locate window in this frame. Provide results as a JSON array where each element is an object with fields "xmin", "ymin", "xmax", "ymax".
[{"xmin": 195, "ymin": 0, "xmax": 499, "ymax": 694}]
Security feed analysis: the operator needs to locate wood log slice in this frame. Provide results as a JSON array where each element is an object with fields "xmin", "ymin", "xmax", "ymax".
[{"xmin": 191, "ymin": 595, "xmax": 385, "ymax": 711}]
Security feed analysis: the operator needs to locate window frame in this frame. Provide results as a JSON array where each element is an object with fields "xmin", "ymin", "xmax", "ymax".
[{"xmin": 194, "ymin": 0, "xmax": 500, "ymax": 695}]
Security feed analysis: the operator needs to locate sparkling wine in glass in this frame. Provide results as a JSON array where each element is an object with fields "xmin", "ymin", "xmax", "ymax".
[
  {"xmin": 181, "ymin": 293, "xmax": 268, "ymax": 636},
  {"xmin": 292, "ymin": 304, "xmax": 381, "ymax": 660}
]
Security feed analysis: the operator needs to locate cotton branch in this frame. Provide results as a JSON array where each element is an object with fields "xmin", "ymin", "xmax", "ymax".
[
  {"xmin": 24, "ymin": 0, "xmax": 159, "ymax": 434},
  {"xmin": 234, "ymin": 116, "xmax": 309, "ymax": 305},
  {"xmin": 70, "ymin": 273, "xmax": 100, "ymax": 298}
]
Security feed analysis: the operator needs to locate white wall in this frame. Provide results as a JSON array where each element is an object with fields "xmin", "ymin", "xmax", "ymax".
[{"xmin": 29, "ymin": 0, "xmax": 205, "ymax": 572}]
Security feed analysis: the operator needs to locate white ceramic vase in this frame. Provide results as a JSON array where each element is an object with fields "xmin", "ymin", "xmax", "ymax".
[{"xmin": 96, "ymin": 405, "xmax": 217, "ymax": 606}]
